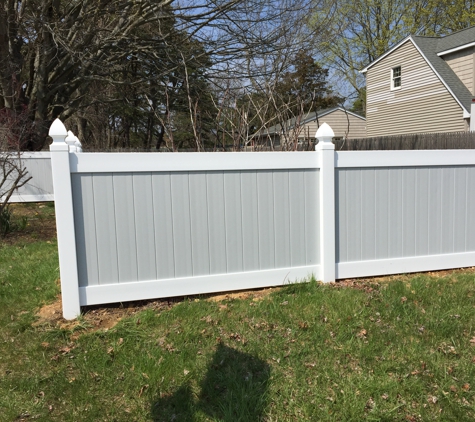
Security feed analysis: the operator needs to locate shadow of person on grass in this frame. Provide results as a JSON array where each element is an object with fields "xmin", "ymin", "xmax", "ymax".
[{"xmin": 151, "ymin": 343, "xmax": 270, "ymax": 421}]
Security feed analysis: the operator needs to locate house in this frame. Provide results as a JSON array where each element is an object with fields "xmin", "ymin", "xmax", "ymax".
[
  {"xmin": 251, "ymin": 107, "xmax": 366, "ymax": 147},
  {"xmin": 361, "ymin": 26, "xmax": 475, "ymax": 137}
]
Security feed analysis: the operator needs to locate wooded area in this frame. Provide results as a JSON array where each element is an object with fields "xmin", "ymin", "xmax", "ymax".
[{"xmin": 0, "ymin": 0, "xmax": 474, "ymax": 151}]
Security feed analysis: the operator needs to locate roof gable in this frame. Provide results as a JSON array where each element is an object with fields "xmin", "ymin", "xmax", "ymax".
[
  {"xmin": 362, "ymin": 32, "xmax": 473, "ymax": 113},
  {"xmin": 264, "ymin": 107, "xmax": 365, "ymax": 135}
]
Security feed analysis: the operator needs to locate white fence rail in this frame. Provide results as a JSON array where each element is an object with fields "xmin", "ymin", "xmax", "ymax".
[{"xmin": 49, "ymin": 119, "xmax": 475, "ymax": 319}]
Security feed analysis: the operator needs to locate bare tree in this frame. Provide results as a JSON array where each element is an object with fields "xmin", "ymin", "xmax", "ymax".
[{"xmin": 0, "ymin": 110, "xmax": 31, "ymax": 237}]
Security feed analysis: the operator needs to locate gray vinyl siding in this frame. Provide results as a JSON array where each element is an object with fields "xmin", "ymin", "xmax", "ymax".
[
  {"xmin": 72, "ymin": 169, "xmax": 320, "ymax": 287},
  {"xmin": 336, "ymin": 166, "xmax": 475, "ymax": 263},
  {"xmin": 443, "ymin": 47, "xmax": 475, "ymax": 95},
  {"xmin": 366, "ymin": 40, "xmax": 466, "ymax": 137},
  {"xmin": 296, "ymin": 110, "xmax": 366, "ymax": 139}
]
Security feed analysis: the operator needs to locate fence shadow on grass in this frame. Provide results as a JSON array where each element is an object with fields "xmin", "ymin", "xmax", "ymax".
[{"xmin": 151, "ymin": 343, "xmax": 271, "ymax": 421}]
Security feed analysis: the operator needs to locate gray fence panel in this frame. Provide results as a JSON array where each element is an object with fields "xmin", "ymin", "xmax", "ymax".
[
  {"xmin": 72, "ymin": 168, "xmax": 318, "ymax": 288},
  {"xmin": 336, "ymin": 166, "xmax": 475, "ymax": 264}
]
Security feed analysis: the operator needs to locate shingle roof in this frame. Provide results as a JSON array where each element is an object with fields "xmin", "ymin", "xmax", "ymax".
[
  {"xmin": 436, "ymin": 26, "xmax": 475, "ymax": 53},
  {"xmin": 411, "ymin": 35, "xmax": 473, "ymax": 112}
]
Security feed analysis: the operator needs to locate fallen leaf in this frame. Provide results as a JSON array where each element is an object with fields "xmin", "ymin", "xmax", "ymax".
[
  {"xmin": 365, "ymin": 397, "xmax": 375, "ymax": 410},
  {"xmin": 138, "ymin": 385, "xmax": 149, "ymax": 397},
  {"xmin": 462, "ymin": 383, "xmax": 470, "ymax": 391},
  {"xmin": 357, "ymin": 329, "xmax": 367, "ymax": 338}
]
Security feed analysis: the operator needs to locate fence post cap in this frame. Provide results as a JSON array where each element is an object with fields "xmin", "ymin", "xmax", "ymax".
[
  {"xmin": 315, "ymin": 122, "xmax": 334, "ymax": 141},
  {"xmin": 49, "ymin": 119, "xmax": 68, "ymax": 140}
]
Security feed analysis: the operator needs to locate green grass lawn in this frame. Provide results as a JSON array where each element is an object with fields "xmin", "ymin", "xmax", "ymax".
[{"xmin": 1, "ymin": 204, "xmax": 475, "ymax": 421}]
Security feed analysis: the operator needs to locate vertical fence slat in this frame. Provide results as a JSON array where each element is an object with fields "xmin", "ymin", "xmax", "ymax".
[
  {"xmin": 289, "ymin": 170, "xmax": 306, "ymax": 267},
  {"xmin": 72, "ymin": 174, "xmax": 99, "ymax": 287},
  {"xmin": 453, "ymin": 167, "xmax": 467, "ymax": 253},
  {"xmin": 189, "ymin": 172, "xmax": 210, "ymax": 276},
  {"xmin": 206, "ymin": 172, "xmax": 227, "ymax": 274},
  {"xmin": 113, "ymin": 174, "xmax": 138, "ymax": 283},
  {"xmin": 466, "ymin": 168, "xmax": 475, "ymax": 251},
  {"xmin": 428, "ymin": 168, "xmax": 443, "ymax": 255},
  {"xmin": 402, "ymin": 167, "xmax": 416, "ymax": 257},
  {"xmin": 224, "ymin": 171, "xmax": 244, "ymax": 273},
  {"xmin": 388, "ymin": 168, "xmax": 403, "ymax": 258},
  {"xmin": 132, "ymin": 173, "xmax": 157, "ymax": 281},
  {"xmin": 241, "ymin": 171, "xmax": 259, "ymax": 271},
  {"xmin": 257, "ymin": 171, "xmax": 275, "ymax": 270},
  {"xmin": 93, "ymin": 174, "xmax": 119, "ymax": 284},
  {"xmin": 441, "ymin": 167, "xmax": 456, "ymax": 254},
  {"xmin": 304, "ymin": 169, "xmax": 319, "ymax": 266},
  {"xmin": 273, "ymin": 170, "xmax": 291, "ymax": 268},
  {"xmin": 171, "ymin": 173, "xmax": 193, "ymax": 278},
  {"xmin": 152, "ymin": 173, "xmax": 176, "ymax": 280},
  {"xmin": 361, "ymin": 169, "xmax": 376, "ymax": 260},
  {"xmin": 415, "ymin": 168, "xmax": 430, "ymax": 256}
]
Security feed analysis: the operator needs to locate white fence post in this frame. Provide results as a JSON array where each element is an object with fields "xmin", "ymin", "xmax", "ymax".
[
  {"xmin": 49, "ymin": 119, "xmax": 81, "ymax": 320},
  {"xmin": 316, "ymin": 123, "xmax": 336, "ymax": 282}
]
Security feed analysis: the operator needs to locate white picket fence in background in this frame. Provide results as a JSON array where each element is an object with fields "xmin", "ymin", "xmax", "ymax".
[
  {"xmin": 1, "ymin": 152, "xmax": 54, "ymax": 202},
  {"xmin": 48, "ymin": 119, "xmax": 475, "ymax": 319}
]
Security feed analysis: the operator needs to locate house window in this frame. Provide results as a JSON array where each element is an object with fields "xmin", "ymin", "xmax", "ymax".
[{"xmin": 391, "ymin": 66, "xmax": 401, "ymax": 89}]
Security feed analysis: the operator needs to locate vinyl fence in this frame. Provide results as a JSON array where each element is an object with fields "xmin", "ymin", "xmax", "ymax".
[
  {"xmin": 1, "ymin": 152, "xmax": 54, "ymax": 202},
  {"xmin": 49, "ymin": 119, "xmax": 475, "ymax": 319}
]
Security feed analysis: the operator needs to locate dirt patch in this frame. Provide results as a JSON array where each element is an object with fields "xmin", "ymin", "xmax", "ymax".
[
  {"xmin": 207, "ymin": 287, "xmax": 279, "ymax": 302},
  {"xmin": 2, "ymin": 203, "xmax": 57, "ymax": 245},
  {"xmin": 33, "ymin": 287, "xmax": 281, "ymax": 336},
  {"xmin": 33, "ymin": 267, "xmax": 475, "ymax": 336},
  {"xmin": 34, "ymin": 295, "xmax": 176, "ymax": 336}
]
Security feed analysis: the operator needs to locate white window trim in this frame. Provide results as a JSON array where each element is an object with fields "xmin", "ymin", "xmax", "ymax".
[{"xmin": 391, "ymin": 66, "xmax": 402, "ymax": 90}]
